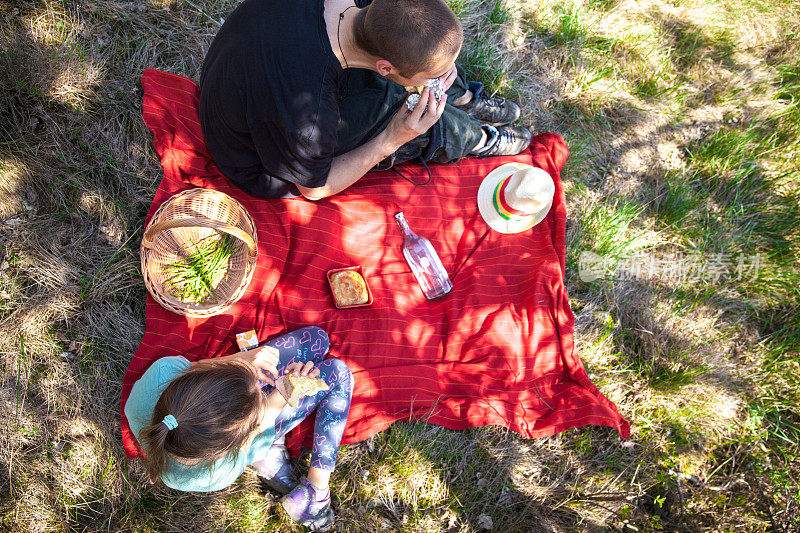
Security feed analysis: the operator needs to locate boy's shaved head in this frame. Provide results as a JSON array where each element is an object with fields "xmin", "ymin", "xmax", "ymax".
[{"xmin": 354, "ymin": 0, "xmax": 463, "ymax": 78}]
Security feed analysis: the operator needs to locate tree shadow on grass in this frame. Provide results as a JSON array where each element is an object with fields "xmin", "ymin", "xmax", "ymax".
[
  {"xmin": 652, "ymin": 12, "xmax": 738, "ymax": 73},
  {"xmin": 344, "ymin": 418, "xmax": 732, "ymax": 531},
  {"xmin": 334, "ymin": 422, "xmax": 619, "ymax": 533},
  {"xmin": 537, "ymin": 5, "xmax": 766, "ymax": 191},
  {"xmin": 0, "ymin": 3, "xmax": 246, "ymax": 531}
]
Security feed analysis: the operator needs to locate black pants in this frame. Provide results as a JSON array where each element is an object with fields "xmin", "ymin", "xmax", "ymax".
[{"xmin": 334, "ymin": 64, "xmax": 484, "ymax": 166}]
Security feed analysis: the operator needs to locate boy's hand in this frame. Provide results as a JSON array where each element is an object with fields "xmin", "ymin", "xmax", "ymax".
[
  {"xmin": 381, "ymin": 85, "xmax": 447, "ymax": 152},
  {"xmin": 439, "ymin": 64, "xmax": 458, "ymax": 92}
]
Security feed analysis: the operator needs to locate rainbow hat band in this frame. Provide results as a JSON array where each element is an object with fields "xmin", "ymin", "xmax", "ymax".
[
  {"xmin": 493, "ymin": 176, "xmax": 534, "ymax": 221},
  {"xmin": 477, "ymin": 163, "xmax": 555, "ymax": 234}
]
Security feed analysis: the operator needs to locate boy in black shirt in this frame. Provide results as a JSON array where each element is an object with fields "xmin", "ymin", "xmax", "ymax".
[{"xmin": 200, "ymin": 0, "xmax": 530, "ymax": 200}]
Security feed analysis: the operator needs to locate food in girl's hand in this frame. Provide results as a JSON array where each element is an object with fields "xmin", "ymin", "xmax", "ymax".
[
  {"xmin": 280, "ymin": 374, "xmax": 330, "ymax": 407},
  {"xmin": 330, "ymin": 270, "xmax": 370, "ymax": 307}
]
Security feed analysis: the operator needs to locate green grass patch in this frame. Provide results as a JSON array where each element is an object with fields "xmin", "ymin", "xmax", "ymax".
[
  {"xmin": 649, "ymin": 362, "xmax": 713, "ymax": 391},
  {"xmin": 488, "ymin": 0, "xmax": 512, "ymax": 26},
  {"xmin": 446, "ymin": 0, "xmax": 469, "ymax": 19},
  {"xmin": 460, "ymin": 34, "xmax": 512, "ymax": 96},
  {"xmin": 651, "ymin": 119, "xmax": 799, "ymax": 286},
  {"xmin": 632, "ymin": 62, "xmax": 677, "ymax": 100},
  {"xmin": 363, "ymin": 423, "xmax": 455, "ymax": 511},
  {"xmin": 225, "ymin": 492, "xmax": 283, "ymax": 532},
  {"xmin": 742, "ymin": 401, "xmax": 800, "ymax": 515},
  {"xmin": 591, "ymin": 0, "xmax": 619, "ymax": 10},
  {"xmin": 612, "ymin": 317, "xmax": 716, "ymax": 391},
  {"xmin": 550, "ymin": 2, "xmax": 593, "ymax": 46},
  {"xmin": 658, "ymin": 17, "xmax": 736, "ymax": 71},
  {"xmin": 638, "ymin": 404, "xmax": 711, "ymax": 455},
  {"xmin": 775, "ymin": 62, "xmax": 800, "ymax": 130},
  {"xmin": 573, "ymin": 62, "xmax": 618, "ymax": 94},
  {"xmin": 567, "ymin": 192, "xmax": 650, "ymax": 276}
]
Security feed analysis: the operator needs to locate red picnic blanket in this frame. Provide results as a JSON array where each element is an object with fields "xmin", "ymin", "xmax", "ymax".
[{"xmin": 120, "ymin": 68, "xmax": 630, "ymax": 459}]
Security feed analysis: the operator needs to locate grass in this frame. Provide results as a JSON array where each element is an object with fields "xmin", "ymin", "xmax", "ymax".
[{"xmin": 1, "ymin": 0, "xmax": 799, "ymax": 531}]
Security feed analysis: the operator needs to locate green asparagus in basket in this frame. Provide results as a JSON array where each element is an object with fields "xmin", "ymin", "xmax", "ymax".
[{"xmin": 162, "ymin": 234, "xmax": 241, "ymax": 304}]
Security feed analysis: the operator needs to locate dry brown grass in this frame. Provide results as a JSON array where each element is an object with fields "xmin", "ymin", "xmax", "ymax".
[{"xmin": 1, "ymin": 0, "xmax": 799, "ymax": 531}]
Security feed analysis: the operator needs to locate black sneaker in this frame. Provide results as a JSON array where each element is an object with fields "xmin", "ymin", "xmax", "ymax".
[
  {"xmin": 470, "ymin": 125, "xmax": 532, "ymax": 157},
  {"xmin": 455, "ymin": 81, "xmax": 521, "ymax": 126}
]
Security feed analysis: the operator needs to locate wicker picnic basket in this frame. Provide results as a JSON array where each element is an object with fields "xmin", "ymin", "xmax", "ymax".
[{"xmin": 140, "ymin": 188, "xmax": 258, "ymax": 317}]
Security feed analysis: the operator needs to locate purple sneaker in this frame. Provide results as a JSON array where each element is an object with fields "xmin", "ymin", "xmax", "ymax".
[
  {"xmin": 250, "ymin": 444, "xmax": 299, "ymax": 495},
  {"xmin": 280, "ymin": 479, "xmax": 334, "ymax": 532}
]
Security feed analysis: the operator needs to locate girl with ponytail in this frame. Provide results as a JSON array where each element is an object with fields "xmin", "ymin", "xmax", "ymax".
[{"xmin": 124, "ymin": 326, "xmax": 352, "ymax": 532}]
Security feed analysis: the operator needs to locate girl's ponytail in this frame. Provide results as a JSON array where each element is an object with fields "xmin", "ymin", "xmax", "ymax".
[
  {"xmin": 139, "ymin": 416, "xmax": 172, "ymax": 482},
  {"xmin": 138, "ymin": 359, "xmax": 266, "ymax": 482}
]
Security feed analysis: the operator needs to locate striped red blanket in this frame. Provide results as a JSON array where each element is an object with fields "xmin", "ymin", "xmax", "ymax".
[{"xmin": 120, "ymin": 68, "xmax": 630, "ymax": 459}]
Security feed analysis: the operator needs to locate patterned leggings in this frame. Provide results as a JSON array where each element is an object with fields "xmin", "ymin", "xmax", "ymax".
[{"xmin": 261, "ymin": 326, "xmax": 353, "ymax": 472}]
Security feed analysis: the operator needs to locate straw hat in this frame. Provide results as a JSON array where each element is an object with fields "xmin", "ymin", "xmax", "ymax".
[{"xmin": 477, "ymin": 163, "xmax": 555, "ymax": 234}]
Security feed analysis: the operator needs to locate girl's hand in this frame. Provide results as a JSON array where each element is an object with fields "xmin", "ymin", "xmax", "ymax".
[
  {"xmin": 283, "ymin": 361, "xmax": 320, "ymax": 378},
  {"xmin": 275, "ymin": 362, "xmax": 321, "ymax": 402},
  {"xmin": 239, "ymin": 345, "xmax": 280, "ymax": 384}
]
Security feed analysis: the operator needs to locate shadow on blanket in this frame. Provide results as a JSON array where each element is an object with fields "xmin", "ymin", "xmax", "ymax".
[{"xmin": 120, "ymin": 68, "xmax": 630, "ymax": 460}]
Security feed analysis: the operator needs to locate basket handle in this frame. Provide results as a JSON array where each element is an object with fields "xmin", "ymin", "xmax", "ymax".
[{"xmin": 142, "ymin": 218, "xmax": 257, "ymax": 256}]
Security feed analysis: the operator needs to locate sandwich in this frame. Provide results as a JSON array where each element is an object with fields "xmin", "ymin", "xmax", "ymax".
[
  {"xmin": 280, "ymin": 374, "xmax": 330, "ymax": 407},
  {"xmin": 404, "ymin": 85, "xmax": 427, "ymax": 94},
  {"xmin": 405, "ymin": 78, "xmax": 445, "ymax": 111}
]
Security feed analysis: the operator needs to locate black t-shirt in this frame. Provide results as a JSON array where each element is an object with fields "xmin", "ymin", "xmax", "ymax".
[{"xmin": 199, "ymin": 0, "xmax": 344, "ymax": 198}]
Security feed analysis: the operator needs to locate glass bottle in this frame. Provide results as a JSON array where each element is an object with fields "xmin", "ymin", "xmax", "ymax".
[{"xmin": 394, "ymin": 212, "xmax": 453, "ymax": 300}]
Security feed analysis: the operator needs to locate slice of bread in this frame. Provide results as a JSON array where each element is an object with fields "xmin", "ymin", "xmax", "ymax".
[
  {"xmin": 283, "ymin": 374, "xmax": 330, "ymax": 407},
  {"xmin": 330, "ymin": 270, "xmax": 369, "ymax": 307}
]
